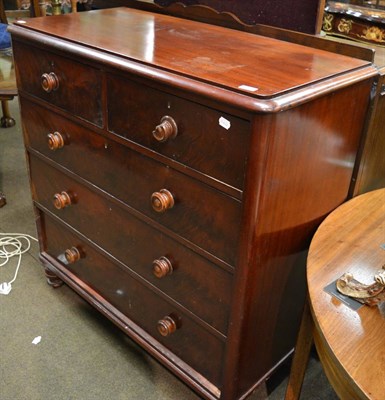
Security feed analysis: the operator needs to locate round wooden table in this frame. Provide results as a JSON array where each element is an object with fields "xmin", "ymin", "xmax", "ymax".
[
  {"xmin": 308, "ymin": 188, "xmax": 385, "ymax": 399},
  {"xmin": 286, "ymin": 189, "xmax": 385, "ymax": 400}
]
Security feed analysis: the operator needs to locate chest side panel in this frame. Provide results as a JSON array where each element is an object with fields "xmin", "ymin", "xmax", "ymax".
[{"xmin": 223, "ymin": 79, "xmax": 374, "ymax": 398}]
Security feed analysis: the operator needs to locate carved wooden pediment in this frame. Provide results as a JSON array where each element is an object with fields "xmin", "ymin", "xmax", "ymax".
[{"xmin": 154, "ymin": 0, "xmax": 325, "ymax": 33}]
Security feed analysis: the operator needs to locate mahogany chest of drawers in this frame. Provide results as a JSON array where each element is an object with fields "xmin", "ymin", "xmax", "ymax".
[{"xmin": 10, "ymin": 8, "xmax": 377, "ymax": 400}]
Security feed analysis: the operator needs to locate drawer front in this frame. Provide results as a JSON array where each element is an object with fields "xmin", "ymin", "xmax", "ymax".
[
  {"xmin": 107, "ymin": 74, "xmax": 250, "ymax": 190},
  {"xmin": 30, "ymin": 155, "xmax": 232, "ymax": 334},
  {"xmin": 13, "ymin": 41, "xmax": 103, "ymax": 126},
  {"xmin": 23, "ymin": 100, "xmax": 241, "ymax": 265},
  {"xmin": 42, "ymin": 214, "xmax": 225, "ymax": 388}
]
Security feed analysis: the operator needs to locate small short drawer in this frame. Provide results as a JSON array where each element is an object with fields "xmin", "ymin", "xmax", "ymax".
[
  {"xmin": 42, "ymin": 215, "xmax": 225, "ymax": 388},
  {"xmin": 30, "ymin": 155, "xmax": 233, "ymax": 334},
  {"xmin": 107, "ymin": 74, "xmax": 251, "ymax": 190},
  {"xmin": 23, "ymin": 102, "xmax": 241, "ymax": 265},
  {"xmin": 12, "ymin": 41, "xmax": 103, "ymax": 126}
]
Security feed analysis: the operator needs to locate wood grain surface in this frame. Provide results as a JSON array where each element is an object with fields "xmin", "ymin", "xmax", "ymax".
[
  {"xmin": 14, "ymin": 7, "xmax": 371, "ymax": 98},
  {"xmin": 352, "ymin": 71, "xmax": 385, "ymax": 195},
  {"xmin": 308, "ymin": 189, "xmax": 385, "ymax": 400},
  {"xmin": 10, "ymin": 7, "xmax": 380, "ymax": 399}
]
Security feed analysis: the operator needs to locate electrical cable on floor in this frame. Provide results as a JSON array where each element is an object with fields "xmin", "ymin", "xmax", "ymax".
[{"xmin": 0, "ymin": 233, "xmax": 38, "ymax": 295}]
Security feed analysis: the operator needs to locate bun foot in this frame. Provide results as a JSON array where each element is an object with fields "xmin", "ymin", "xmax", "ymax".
[{"xmin": 44, "ymin": 267, "xmax": 63, "ymax": 288}]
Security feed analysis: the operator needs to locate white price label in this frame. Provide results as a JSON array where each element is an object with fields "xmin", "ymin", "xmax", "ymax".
[
  {"xmin": 219, "ymin": 117, "xmax": 231, "ymax": 130},
  {"xmin": 238, "ymin": 84, "xmax": 259, "ymax": 92}
]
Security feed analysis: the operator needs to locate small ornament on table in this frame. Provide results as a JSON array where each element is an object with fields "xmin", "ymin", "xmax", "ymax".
[{"xmin": 336, "ymin": 265, "xmax": 385, "ymax": 306}]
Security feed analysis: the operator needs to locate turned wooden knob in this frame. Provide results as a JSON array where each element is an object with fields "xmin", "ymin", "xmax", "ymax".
[
  {"xmin": 47, "ymin": 131, "xmax": 66, "ymax": 150},
  {"xmin": 157, "ymin": 315, "xmax": 178, "ymax": 337},
  {"xmin": 152, "ymin": 116, "xmax": 178, "ymax": 142},
  {"xmin": 151, "ymin": 189, "xmax": 174, "ymax": 213},
  {"xmin": 41, "ymin": 72, "xmax": 59, "ymax": 93},
  {"xmin": 152, "ymin": 256, "xmax": 173, "ymax": 278},
  {"xmin": 64, "ymin": 246, "xmax": 82, "ymax": 264},
  {"xmin": 53, "ymin": 191, "xmax": 72, "ymax": 209}
]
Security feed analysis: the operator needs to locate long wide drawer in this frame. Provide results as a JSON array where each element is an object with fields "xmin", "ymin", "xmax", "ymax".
[
  {"xmin": 30, "ymin": 154, "xmax": 232, "ymax": 334},
  {"xmin": 23, "ymin": 101, "xmax": 241, "ymax": 265},
  {"xmin": 13, "ymin": 41, "xmax": 103, "ymax": 126},
  {"xmin": 107, "ymin": 74, "xmax": 251, "ymax": 190},
  {"xmin": 42, "ymin": 214, "xmax": 225, "ymax": 388}
]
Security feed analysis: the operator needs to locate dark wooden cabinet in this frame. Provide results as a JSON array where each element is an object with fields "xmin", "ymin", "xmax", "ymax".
[
  {"xmin": 321, "ymin": 4, "xmax": 385, "ymax": 196},
  {"xmin": 323, "ymin": 1, "xmax": 385, "ymax": 46},
  {"xmin": 10, "ymin": 8, "xmax": 377, "ymax": 400}
]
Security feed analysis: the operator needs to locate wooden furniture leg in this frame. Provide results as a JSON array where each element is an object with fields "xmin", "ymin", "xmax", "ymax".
[
  {"xmin": 1, "ymin": 99, "xmax": 16, "ymax": 128},
  {"xmin": 44, "ymin": 267, "xmax": 64, "ymax": 288},
  {"xmin": 285, "ymin": 300, "xmax": 314, "ymax": 400}
]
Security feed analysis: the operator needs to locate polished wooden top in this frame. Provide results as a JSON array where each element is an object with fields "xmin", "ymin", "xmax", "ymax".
[
  {"xmin": 13, "ymin": 7, "xmax": 373, "ymax": 98},
  {"xmin": 308, "ymin": 189, "xmax": 385, "ymax": 400},
  {"xmin": 324, "ymin": 34, "xmax": 385, "ymax": 68}
]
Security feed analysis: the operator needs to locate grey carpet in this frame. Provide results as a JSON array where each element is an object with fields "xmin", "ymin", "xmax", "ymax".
[{"xmin": 0, "ymin": 98, "xmax": 338, "ymax": 399}]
